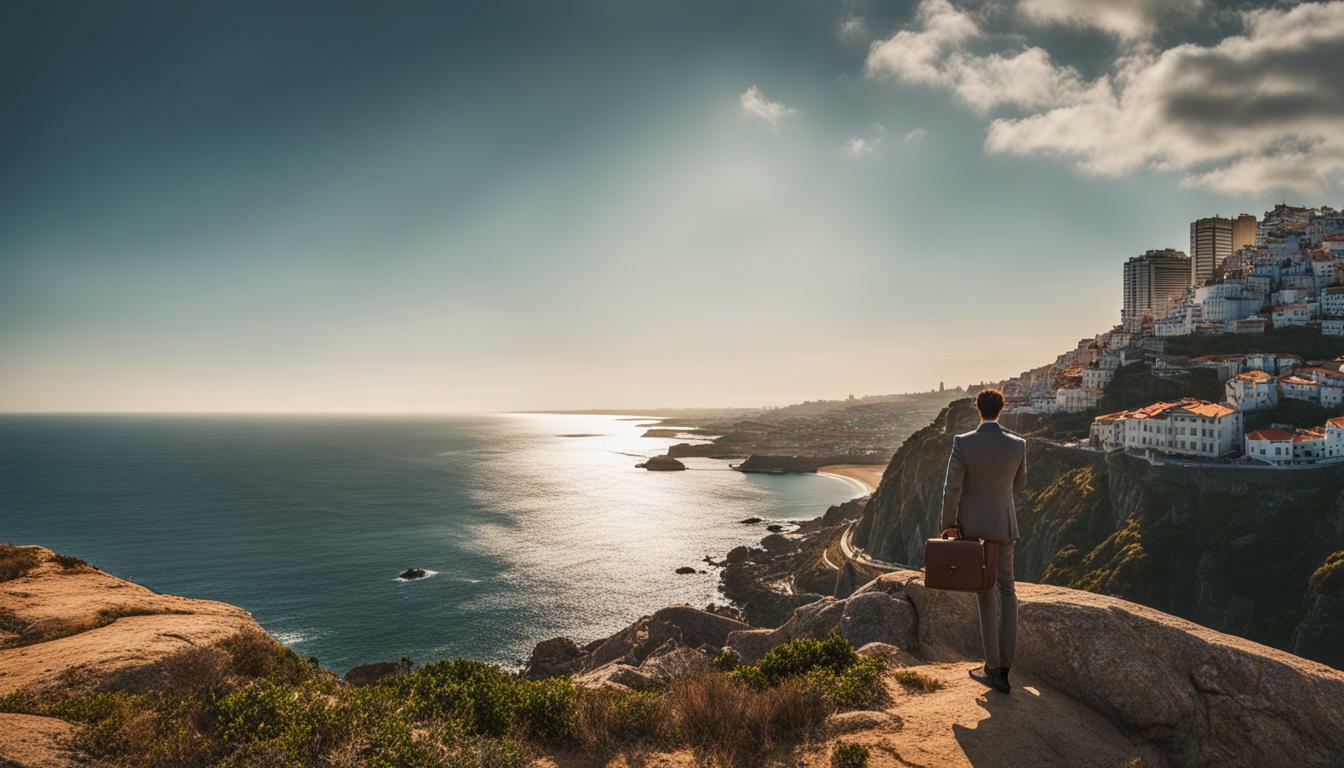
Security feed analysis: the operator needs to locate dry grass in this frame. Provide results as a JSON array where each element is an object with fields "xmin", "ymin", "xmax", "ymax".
[
  {"xmin": 53, "ymin": 553, "xmax": 89, "ymax": 570},
  {"xmin": 668, "ymin": 673, "xmax": 832, "ymax": 767},
  {"xmin": 571, "ymin": 687, "xmax": 674, "ymax": 755},
  {"xmin": 890, "ymin": 669, "xmax": 943, "ymax": 694},
  {"xmin": 0, "ymin": 544, "xmax": 42, "ymax": 581}
]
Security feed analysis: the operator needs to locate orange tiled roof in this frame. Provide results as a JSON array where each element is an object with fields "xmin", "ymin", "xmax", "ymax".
[
  {"xmin": 1181, "ymin": 401, "xmax": 1239, "ymax": 418},
  {"xmin": 1247, "ymin": 428, "xmax": 1295, "ymax": 441},
  {"xmin": 1281, "ymin": 375, "xmax": 1318, "ymax": 386},
  {"xmin": 1236, "ymin": 370, "xmax": 1272, "ymax": 381},
  {"xmin": 1327, "ymin": 416, "xmax": 1344, "ymax": 428}
]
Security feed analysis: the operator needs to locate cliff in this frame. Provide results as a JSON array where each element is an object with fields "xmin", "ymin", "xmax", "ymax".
[
  {"xmin": 0, "ymin": 545, "xmax": 268, "ymax": 696},
  {"xmin": 852, "ymin": 399, "xmax": 1344, "ymax": 667}
]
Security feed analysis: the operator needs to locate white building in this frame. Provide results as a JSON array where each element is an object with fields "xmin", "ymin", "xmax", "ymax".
[
  {"xmin": 1082, "ymin": 366, "xmax": 1115, "ymax": 390},
  {"xmin": 1326, "ymin": 417, "xmax": 1344, "ymax": 462},
  {"xmin": 1091, "ymin": 398, "xmax": 1243, "ymax": 458},
  {"xmin": 1325, "ymin": 319, "xmax": 1344, "ymax": 336},
  {"xmin": 1056, "ymin": 387, "xmax": 1101, "ymax": 413},
  {"xmin": 1280, "ymin": 375, "xmax": 1321, "ymax": 402},
  {"xmin": 1321, "ymin": 286, "xmax": 1344, "ymax": 318},
  {"xmin": 1225, "ymin": 370, "xmax": 1278, "ymax": 411},
  {"xmin": 1245, "ymin": 428, "xmax": 1295, "ymax": 466},
  {"xmin": 1271, "ymin": 304, "xmax": 1314, "ymax": 327}
]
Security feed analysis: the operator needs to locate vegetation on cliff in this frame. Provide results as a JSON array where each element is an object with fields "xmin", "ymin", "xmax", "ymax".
[
  {"xmin": 1161, "ymin": 328, "xmax": 1344, "ymax": 361},
  {"xmin": 0, "ymin": 633, "xmax": 886, "ymax": 768},
  {"xmin": 1310, "ymin": 550, "xmax": 1344, "ymax": 595}
]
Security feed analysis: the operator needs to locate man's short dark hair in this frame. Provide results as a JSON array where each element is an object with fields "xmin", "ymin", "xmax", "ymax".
[{"xmin": 976, "ymin": 388, "xmax": 1005, "ymax": 420}]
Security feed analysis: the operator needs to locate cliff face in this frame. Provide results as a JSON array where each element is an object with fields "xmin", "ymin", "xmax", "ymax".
[{"xmin": 853, "ymin": 400, "xmax": 1344, "ymax": 666}]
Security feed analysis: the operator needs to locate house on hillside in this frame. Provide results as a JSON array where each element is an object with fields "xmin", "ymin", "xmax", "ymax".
[
  {"xmin": 1089, "ymin": 399, "xmax": 1243, "ymax": 459},
  {"xmin": 1225, "ymin": 370, "xmax": 1278, "ymax": 411}
]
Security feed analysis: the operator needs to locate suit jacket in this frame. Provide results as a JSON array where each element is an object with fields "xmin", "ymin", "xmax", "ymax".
[{"xmin": 940, "ymin": 421, "xmax": 1026, "ymax": 542}]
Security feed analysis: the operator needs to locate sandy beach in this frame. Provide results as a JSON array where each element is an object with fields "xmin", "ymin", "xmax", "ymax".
[{"xmin": 816, "ymin": 464, "xmax": 885, "ymax": 494}]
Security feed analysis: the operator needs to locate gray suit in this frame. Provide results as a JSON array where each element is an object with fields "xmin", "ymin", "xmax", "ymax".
[{"xmin": 940, "ymin": 420, "xmax": 1026, "ymax": 669}]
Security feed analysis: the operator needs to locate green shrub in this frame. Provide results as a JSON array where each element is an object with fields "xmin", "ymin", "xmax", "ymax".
[
  {"xmin": 1309, "ymin": 550, "xmax": 1344, "ymax": 595},
  {"xmin": 832, "ymin": 741, "xmax": 870, "ymax": 768},
  {"xmin": 215, "ymin": 679, "xmax": 349, "ymax": 762},
  {"xmin": 729, "ymin": 634, "xmax": 887, "ymax": 709},
  {"xmin": 713, "ymin": 648, "xmax": 739, "ymax": 671},
  {"xmin": 396, "ymin": 659, "xmax": 579, "ymax": 744}
]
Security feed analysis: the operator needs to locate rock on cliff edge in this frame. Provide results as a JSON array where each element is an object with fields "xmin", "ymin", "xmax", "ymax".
[{"xmin": 0, "ymin": 545, "xmax": 270, "ymax": 697}]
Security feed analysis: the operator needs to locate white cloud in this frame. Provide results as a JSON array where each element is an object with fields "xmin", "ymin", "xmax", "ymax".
[
  {"xmin": 1018, "ymin": 0, "xmax": 1205, "ymax": 41},
  {"xmin": 739, "ymin": 85, "xmax": 801, "ymax": 128},
  {"xmin": 844, "ymin": 136, "xmax": 880, "ymax": 157},
  {"xmin": 904, "ymin": 128, "xmax": 927, "ymax": 144},
  {"xmin": 985, "ymin": 1, "xmax": 1344, "ymax": 194},
  {"xmin": 864, "ymin": 0, "xmax": 1344, "ymax": 194},
  {"xmin": 865, "ymin": 0, "xmax": 1089, "ymax": 111},
  {"xmin": 839, "ymin": 16, "xmax": 868, "ymax": 42}
]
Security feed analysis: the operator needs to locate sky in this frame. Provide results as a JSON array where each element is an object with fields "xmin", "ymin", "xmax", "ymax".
[{"xmin": 3, "ymin": 0, "xmax": 1342, "ymax": 412}]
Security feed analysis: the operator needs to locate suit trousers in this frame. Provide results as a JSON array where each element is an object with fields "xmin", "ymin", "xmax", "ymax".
[{"xmin": 977, "ymin": 540, "xmax": 1017, "ymax": 669}]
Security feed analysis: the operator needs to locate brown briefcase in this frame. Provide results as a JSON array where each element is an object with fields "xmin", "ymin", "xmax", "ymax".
[{"xmin": 924, "ymin": 532, "xmax": 998, "ymax": 593}]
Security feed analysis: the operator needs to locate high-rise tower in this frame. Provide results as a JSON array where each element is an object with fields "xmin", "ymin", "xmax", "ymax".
[
  {"xmin": 1190, "ymin": 217, "xmax": 1234, "ymax": 287},
  {"xmin": 1123, "ymin": 249, "xmax": 1191, "ymax": 331}
]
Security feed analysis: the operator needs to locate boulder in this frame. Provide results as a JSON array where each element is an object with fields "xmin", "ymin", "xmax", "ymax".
[
  {"xmin": 856, "ymin": 642, "xmax": 920, "ymax": 667},
  {"xmin": 838, "ymin": 591, "xmax": 917, "ymax": 651},
  {"xmin": 583, "ymin": 606, "xmax": 750, "ymax": 672},
  {"xmin": 765, "ymin": 524, "xmax": 785, "ymax": 533},
  {"xmin": 738, "ymin": 517, "xmax": 763, "ymax": 525},
  {"xmin": 724, "ymin": 546, "xmax": 752, "ymax": 564},
  {"xmin": 397, "ymin": 568, "xmax": 428, "ymax": 580},
  {"xmin": 525, "ymin": 636, "xmax": 589, "ymax": 680},
  {"xmin": 343, "ymin": 657, "xmax": 412, "ymax": 686},
  {"xmin": 575, "ymin": 663, "xmax": 653, "ymax": 690},
  {"xmin": 674, "ymin": 566, "xmax": 696, "ymax": 575},
  {"xmin": 637, "ymin": 645, "xmax": 714, "ymax": 683},
  {"xmin": 759, "ymin": 534, "xmax": 796, "ymax": 554}
]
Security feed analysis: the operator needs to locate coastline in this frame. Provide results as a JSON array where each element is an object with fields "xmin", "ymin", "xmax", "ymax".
[{"xmin": 816, "ymin": 463, "xmax": 884, "ymax": 495}]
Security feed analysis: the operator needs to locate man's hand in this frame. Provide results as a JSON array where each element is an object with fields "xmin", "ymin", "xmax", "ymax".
[{"xmin": 941, "ymin": 526, "xmax": 961, "ymax": 539}]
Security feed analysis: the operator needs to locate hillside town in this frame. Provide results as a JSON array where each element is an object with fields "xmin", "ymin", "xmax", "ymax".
[{"xmin": 994, "ymin": 204, "xmax": 1344, "ymax": 467}]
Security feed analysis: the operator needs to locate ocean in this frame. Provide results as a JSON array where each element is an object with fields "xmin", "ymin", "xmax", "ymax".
[{"xmin": 0, "ymin": 413, "xmax": 866, "ymax": 672}]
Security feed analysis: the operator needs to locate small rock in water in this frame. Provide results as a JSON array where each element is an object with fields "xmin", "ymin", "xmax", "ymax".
[
  {"xmin": 739, "ymin": 517, "xmax": 763, "ymax": 525},
  {"xmin": 675, "ymin": 566, "xmax": 697, "ymax": 575},
  {"xmin": 399, "ymin": 568, "xmax": 428, "ymax": 580},
  {"xmin": 765, "ymin": 524, "xmax": 785, "ymax": 533}
]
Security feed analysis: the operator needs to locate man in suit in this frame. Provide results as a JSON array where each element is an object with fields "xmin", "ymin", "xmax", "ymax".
[{"xmin": 940, "ymin": 388, "xmax": 1026, "ymax": 694}]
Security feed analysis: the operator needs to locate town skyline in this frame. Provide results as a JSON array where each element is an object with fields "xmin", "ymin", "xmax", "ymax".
[{"xmin": 4, "ymin": 1, "xmax": 1343, "ymax": 412}]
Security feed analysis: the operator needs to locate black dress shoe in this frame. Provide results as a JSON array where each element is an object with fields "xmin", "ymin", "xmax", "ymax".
[
  {"xmin": 994, "ymin": 666, "xmax": 1011, "ymax": 694},
  {"xmin": 969, "ymin": 665, "xmax": 997, "ymax": 688}
]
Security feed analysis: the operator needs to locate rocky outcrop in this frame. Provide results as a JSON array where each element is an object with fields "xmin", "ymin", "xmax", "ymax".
[
  {"xmin": 343, "ymin": 657, "xmax": 412, "ymax": 686},
  {"xmin": 636, "ymin": 455, "xmax": 686, "ymax": 471},
  {"xmin": 733, "ymin": 569, "xmax": 1344, "ymax": 768},
  {"xmin": 0, "ymin": 546, "xmax": 267, "ymax": 696},
  {"xmin": 527, "ymin": 605, "xmax": 749, "ymax": 685},
  {"xmin": 852, "ymin": 399, "xmax": 1344, "ymax": 667}
]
